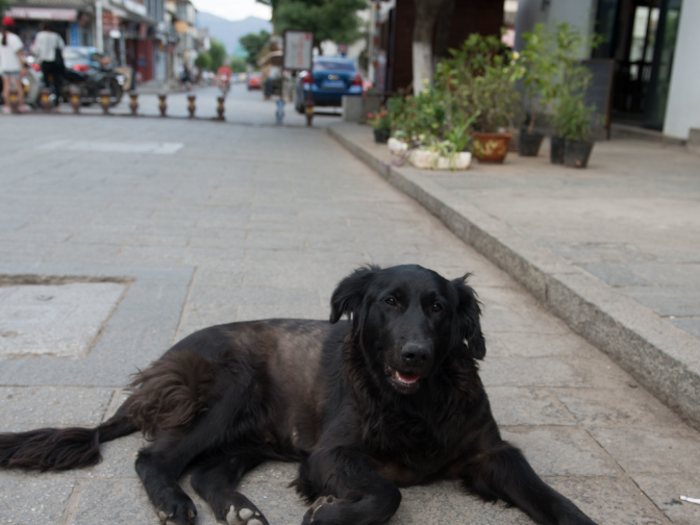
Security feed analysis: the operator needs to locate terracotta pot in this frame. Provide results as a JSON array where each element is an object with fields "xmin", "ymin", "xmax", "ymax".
[
  {"xmin": 518, "ymin": 127, "xmax": 544, "ymax": 157},
  {"xmin": 564, "ymin": 139, "xmax": 594, "ymax": 168},
  {"xmin": 373, "ymin": 128, "xmax": 390, "ymax": 144},
  {"xmin": 472, "ymin": 132, "xmax": 512, "ymax": 163}
]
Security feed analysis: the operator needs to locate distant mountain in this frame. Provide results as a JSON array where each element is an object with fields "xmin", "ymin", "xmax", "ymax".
[{"xmin": 196, "ymin": 12, "xmax": 273, "ymax": 55}]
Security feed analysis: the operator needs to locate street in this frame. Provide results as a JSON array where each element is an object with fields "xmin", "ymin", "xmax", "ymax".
[{"xmin": 0, "ymin": 104, "xmax": 699, "ymax": 525}]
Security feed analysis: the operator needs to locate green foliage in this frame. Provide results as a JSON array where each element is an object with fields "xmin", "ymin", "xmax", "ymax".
[
  {"xmin": 239, "ymin": 30, "xmax": 271, "ymax": 67},
  {"xmin": 436, "ymin": 33, "xmax": 522, "ymax": 133},
  {"xmin": 209, "ymin": 39, "xmax": 227, "ymax": 72},
  {"xmin": 367, "ymin": 108, "xmax": 391, "ymax": 132},
  {"xmin": 274, "ymin": 0, "xmax": 365, "ymax": 50},
  {"xmin": 519, "ymin": 23, "xmax": 559, "ymax": 131},
  {"xmin": 194, "ymin": 52, "xmax": 212, "ymax": 71},
  {"xmin": 549, "ymin": 23, "xmax": 600, "ymax": 141},
  {"xmin": 229, "ymin": 56, "xmax": 247, "ymax": 73}
]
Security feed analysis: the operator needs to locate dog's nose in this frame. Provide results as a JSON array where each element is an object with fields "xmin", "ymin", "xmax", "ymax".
[{"xmin": 401, "ymin": 343, "xmax": 430, "ymax": 366}]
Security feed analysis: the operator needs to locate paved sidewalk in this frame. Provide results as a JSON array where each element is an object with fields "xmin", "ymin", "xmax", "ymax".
[
  {"xmin": 0, "ymin": 115, "xmax": 699, "ymax": 525},
  {"xmin": 330, "ymin": 123, "xmax": 700, "ymax": 433}
]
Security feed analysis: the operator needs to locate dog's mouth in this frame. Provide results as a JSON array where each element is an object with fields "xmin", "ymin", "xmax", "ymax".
[{"xmin": 385, "ymin": 366, "xmax": 421, "ymax": 393}]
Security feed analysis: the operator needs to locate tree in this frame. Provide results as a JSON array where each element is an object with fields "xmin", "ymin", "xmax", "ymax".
[
  {"xmin": 412, "ymin": 0, "xmax": 446, "ymax": 96},
  {"xmin": 239, "ymin": 30, "xmax": 271, "ymax": 67},
  {"xmin": 209, "ymin": 39, "xmax": 227, "ymax": 72},
  {"xmin": 194, "ymin": 52, "xmax": 212, "ymax": 71},
  {"xmin": 229, "ymin": 56, "xmax": 247, "ymax": 73},
  {"xmin": 274, "ymin": 0, "xmax": 365, "ymax": 53}
]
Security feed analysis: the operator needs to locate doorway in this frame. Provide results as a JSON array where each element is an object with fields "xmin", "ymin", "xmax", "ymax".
[{"xmin": 594, "ymin": 0, "xmax": 682, "ymax": 130}]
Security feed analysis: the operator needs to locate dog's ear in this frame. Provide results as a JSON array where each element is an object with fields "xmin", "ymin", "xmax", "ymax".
[
  {"xmin": 451, "ymin": 274, "xmax": 486, "ymax": 360},
  {"xmin": 330, "ymin": 265, "xmax": 379, "ymax": 324}
]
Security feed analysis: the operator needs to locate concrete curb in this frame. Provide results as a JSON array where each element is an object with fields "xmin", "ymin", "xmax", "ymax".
[{"xmin": 328, "ymin": 122, "xmax": 700, "ymax": 431}]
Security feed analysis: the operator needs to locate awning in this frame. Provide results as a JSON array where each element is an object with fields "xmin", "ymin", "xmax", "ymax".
[{"xmin": 8, "ymin": 6, "xmax": 78, "ymax": 21}]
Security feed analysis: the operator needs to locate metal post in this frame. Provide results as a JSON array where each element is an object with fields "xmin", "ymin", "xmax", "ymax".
[
  {"xmin": 129, "ymin": 91, "xmax": 138, "ymax": 116},
  {"xmin": 216, "ymin": 96, "xmax": 225, "ymax": 121},
  {"xmin": 187, "ymin": 94, "xmax": 196, "ymax": 118},
  {"xmin": 158, "ymin": 93, "xmax": 167, "ymax": 117},
  {"xmin": 40, "ymin": 87, "xmax": 52, "ymax": 112},
  {"xmin": 69, "ymin": 85, "xmax": 81, "ymax": 114},
  {"xmin": 99, "ymin": 89, "xmax": 110, "ymax": 114},
  {"xmin": 8, "ymin": 85, "xmax": 20, "ymax": 114},
  {"xmin": 95, "ymin": 0, "xmax": 104, "ymax": 53}
]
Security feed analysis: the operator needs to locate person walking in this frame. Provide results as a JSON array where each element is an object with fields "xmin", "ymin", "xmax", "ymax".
[
  {"xmin": 32, "ymin": 22, "xmax": 65, "ymax": 108},
  {"xmin": 0, "ymin": 16, "xmax": 29, "ymax": 113}
]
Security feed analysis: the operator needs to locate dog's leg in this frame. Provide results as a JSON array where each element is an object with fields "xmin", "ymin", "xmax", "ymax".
[
  {"xmin": 190, "ymin": 454, "xmax": 269, "ymax": 525},
  {"xmin": 299, "ymin": 447, "xmax": 401, "ymax": 525},
  {"xmin": 135, "ymin": 441, "xmax": 198, "ymax": 525},
  {"xmin": 461, "ymin": 441, "xmax": 597, "ymax": 525}
]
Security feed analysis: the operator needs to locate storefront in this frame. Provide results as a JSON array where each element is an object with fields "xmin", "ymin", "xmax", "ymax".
[{"xmin": 5, "ymin": 5, "xmax": 93, "ymax": 50}]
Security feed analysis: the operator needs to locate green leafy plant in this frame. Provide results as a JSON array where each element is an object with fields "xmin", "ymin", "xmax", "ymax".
[
  {"xmin": 436, "ymin": 34, "xmax": 522, "ymax": 133},
  {"xmin": 519, "ymin": 23, "xmax": 559, "ymax": 133}
]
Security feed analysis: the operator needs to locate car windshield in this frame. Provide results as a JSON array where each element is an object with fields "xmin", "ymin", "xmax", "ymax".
[
  {"xmin": 313, "ymin": 60, "xmax": 354, "ymax": 72},
  {"xmin": 62, "ymin": 48, "xmax": 89, "ymax": 61}
]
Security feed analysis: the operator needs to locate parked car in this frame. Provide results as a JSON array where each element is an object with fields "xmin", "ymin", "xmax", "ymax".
[
  {"xmin": 294, "ymin": 56, "xmax": 362, "ymax": 113},
  {"xmin": 247, "ymin": 72, "xmax": 262, "ymax": 90}
]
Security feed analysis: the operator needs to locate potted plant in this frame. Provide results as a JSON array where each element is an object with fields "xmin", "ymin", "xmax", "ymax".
[
  {"xmin": 437, "ymin": 34, "xmax": 522, "ymax": 163},
  {"xmin": 549, "ymin": 24, "xmax": 599, "ymax": 168},
  {"xmin": 552, "ymin": 72, "xmax": 597, "ymax": 168},
  {"xmin": 518, "ymin": 23, "xmax": 558, "ymax": 157},
  {"xmin": 367, "ymin": 108, "xmax": 391, "ymax": 144}
]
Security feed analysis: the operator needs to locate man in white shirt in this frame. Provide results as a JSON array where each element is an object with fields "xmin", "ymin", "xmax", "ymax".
[
  {"xmin": 0, "ymin": 15, "xmax": 27, "ymax": 113},
  {"xmin": 32, "ymin": 22, "xmax": 65, "ymax": 107}
]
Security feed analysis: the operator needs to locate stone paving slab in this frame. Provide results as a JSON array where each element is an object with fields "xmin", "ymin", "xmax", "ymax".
[
  {"xmin": 1, "ymin": 114, "xmax": 699, "ymax": 524},
  {"xmin": 328, "ymin": 122, "xmax": 700, "ymax": 432}
]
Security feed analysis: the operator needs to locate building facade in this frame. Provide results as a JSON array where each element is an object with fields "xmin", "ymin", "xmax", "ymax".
[{"xmin": 514, "ymin": 0, "xmax": 697, "ymax": 140}]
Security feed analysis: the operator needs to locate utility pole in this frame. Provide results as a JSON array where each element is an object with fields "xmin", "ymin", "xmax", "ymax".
[{"xmin": 95, "ymin": 0, "xmax": 103, "ymax": 53}]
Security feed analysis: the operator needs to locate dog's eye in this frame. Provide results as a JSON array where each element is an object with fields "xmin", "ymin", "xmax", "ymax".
[
  {"xmin": 431, "ymin": 303, "xmax": 443, "ymax": 312},
  {"xmin": 385, "ymin": 297, "xmax": 397, "ymax": 306}
]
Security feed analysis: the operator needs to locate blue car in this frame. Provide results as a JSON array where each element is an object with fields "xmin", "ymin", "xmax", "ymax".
[{"xmin": 294, "ymin": 56, "xmax": 362, "ymax": 113}]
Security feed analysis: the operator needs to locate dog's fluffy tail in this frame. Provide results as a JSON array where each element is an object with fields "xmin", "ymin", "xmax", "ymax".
[{"xmin": 0, "ymin": 405, "xmax": 137, "ymax": 471}]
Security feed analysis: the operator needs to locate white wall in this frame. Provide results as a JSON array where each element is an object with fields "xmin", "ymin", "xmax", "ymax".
[
  {"xmin": 514, "ymin": 0, "xmax": 597, "ymax": 58},
  {"xmin": 663, "ymin": 1, "xmax": 700, "ymax": 140}
]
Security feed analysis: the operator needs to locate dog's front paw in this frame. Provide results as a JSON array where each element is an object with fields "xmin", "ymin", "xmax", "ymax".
[
  {"xmin": 302, "ymin": 496, "xmax": 337, "ymax": 525},
  {"xmin": 156, "ymin": 498, "xmax": 197, "ymax": 525},
  {"xmin": 226, "ymin": 503, "xmax": 267, "ymax": 525}
]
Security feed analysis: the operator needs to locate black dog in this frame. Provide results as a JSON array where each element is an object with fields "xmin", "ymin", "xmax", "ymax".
[{"xmin": 0, "ymin": 265, "xmax": 596, "ymax": 525}]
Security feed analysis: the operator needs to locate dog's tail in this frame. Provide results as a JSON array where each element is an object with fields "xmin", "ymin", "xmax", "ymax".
[{"xmin": 0, "ymin": 404, "xmax": 137, "ymax": 471}]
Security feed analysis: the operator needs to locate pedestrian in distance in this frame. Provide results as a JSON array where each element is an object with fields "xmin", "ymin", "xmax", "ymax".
[
  {"xmin": 0, "ymin": 16, "xmax": 29, "ymax": 113},
  {"xmin": 31, "ymin": 22, "xmax": 65, "ymax": 109}
]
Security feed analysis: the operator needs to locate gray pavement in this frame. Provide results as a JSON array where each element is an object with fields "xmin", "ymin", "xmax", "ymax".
[
  {"xmin": 0, "ymin": 108, "xmax": 699, "ymax": 525},
  {"xmin": 330, "ymin": 123, "xmax": 700, "ymax": 432}
]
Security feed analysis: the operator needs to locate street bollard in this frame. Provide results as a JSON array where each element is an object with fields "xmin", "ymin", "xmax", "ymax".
[
  {"xmin": 69, "ymin": 85, "xmax": 81, "ymax": 114},
  {"xmin": 8, "ymin": 85, "xmax": 20, "ymax": 114},
  {"xmin": 187, "ymin": 94, "xmax": 196, "ymax": 118},
  {"xmin": 99, "ymin": 89, "xmax": 111, "ymax": 115},
  {"xmin": 216, "ymin": 96, "xmax": 225, "ymax": 121},
  {"xmin": 158, "ymin": 93, "xmax": 167, "ymax": 117},
  {"xmin": 40, "ymin": 87, "xmax": 52, "ymax": 113},
  {"xmin": 305, "ymin": 99, "xmax": 314, "ymax": 127},
  {"xmin": 129, "ymin": 91, "xmax": 139, "ymax": 116}
]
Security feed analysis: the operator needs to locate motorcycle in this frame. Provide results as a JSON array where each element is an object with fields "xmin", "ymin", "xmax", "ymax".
[{"xmin": 62, "ymin": 61, "xmax": 125, "ymax": 107}]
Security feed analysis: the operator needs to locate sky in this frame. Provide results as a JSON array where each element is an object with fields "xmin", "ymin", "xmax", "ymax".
[{"xmin": 190, "ymin": 0, "xmax": 272, "ymax": 21}]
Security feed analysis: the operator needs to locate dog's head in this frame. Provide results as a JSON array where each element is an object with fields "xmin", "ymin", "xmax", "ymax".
[{"xmin": 330, "ymin": 265, "xmax": 485, "ymax": 395}]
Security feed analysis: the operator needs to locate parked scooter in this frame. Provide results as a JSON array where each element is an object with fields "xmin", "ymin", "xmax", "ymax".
[{"xmin": 62, "ymin": 58, "xmax": 125, "ymax": 107}]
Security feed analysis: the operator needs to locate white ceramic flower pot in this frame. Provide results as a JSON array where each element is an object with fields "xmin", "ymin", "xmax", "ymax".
[
  {"xmin": 409, "ymin": 150, "xmax": 471, "ymax": 170},
  {"xmin": 388, "ymin": 137, "xmax": 408, "ymax": 153}
]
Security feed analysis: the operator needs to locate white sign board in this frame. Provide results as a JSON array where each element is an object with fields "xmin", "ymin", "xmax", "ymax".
[{"xmin": 284, "ymin": 31, "xmax": 313, "ymax": 71}]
